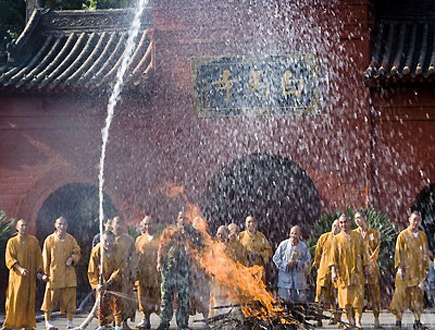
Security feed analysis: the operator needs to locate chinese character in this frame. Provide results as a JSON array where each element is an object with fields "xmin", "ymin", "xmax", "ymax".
[
  {"xmin": 281, "ymin": 70, "xmax": 304, "ymax": 98},
  {"xmin": 211, "ymin": 70, "xmax": 236, "ymax": 102},
  {"xmin": 248, "ymin": 70, "xmax": 270, "ymax": 100}
]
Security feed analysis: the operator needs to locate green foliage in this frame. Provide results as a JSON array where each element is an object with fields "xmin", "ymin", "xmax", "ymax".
[
  {"xmin": 0, "ymin": 210, "xmax": 15, "ymax": 244},
  {"xmin": 0, "ymin": 0, "xmax": 137, "ymax": 52},
  {"xmin": 0, "ymin": 211, "xmax": 16, "ymax": 268},
  {"xmin": 359, "ymin": 207, "xmax": 398, "ymax": 280},
  {"xmin": 41, "ymin": 0, "xmax": 85, "ymax": 9},
  {"xmin": 91, "ymin": 0, "xmax": 136, "ymax": 9},
  {"xmin": 41, "ymin": 0, "xmax": 136, "ymax": 10},
  {"xmin": 0, "ymin": 0, "xmax": 26, "ymax": 51},
  {"xmin": 127, "ymin": 224, "xmax": 140, "ymax": 240}
]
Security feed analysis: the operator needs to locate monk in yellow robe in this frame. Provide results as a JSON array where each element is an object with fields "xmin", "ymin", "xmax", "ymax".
[
  {"xmin": 238, "ymin": 216, "xmax": 272, "ymax": 269},
  {"xmin": 331, "ymin": 214, "xmax": 368, "ymax": 329},
  {"xmin": 88, "ymin": 231, "xmax": 124, "ymax": 330},
  {"xmin": 226, "ymin": 223, "xmax": 248, "ymax": 266},
  {"xmin": 112, "ymin": 216, "xmax": 137, "ymax": 328},
  {"xmin": 135, "ymin": 215, "xmax": 161, "ymax": 329},
  {"xmin": 41, "ymin": 216, "xmax": 81, "ymax": 330},
  {"xmin": 354, "ymin": 210, "xmax": 382, "ymax": 328},
  {"xmin": 3, "ymin": 219, "xmax": 43, "ymax": 330},
  {"xmin": 313, "ymin": 219, "xmax": 340, "ymax": 326},
  {"xmin": 389, "ymin": 211, "xmax": 430, "ymax": 330}
]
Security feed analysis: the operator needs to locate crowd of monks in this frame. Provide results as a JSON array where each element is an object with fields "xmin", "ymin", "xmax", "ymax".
[{"xmin": 1, "ymin": 210, "xmax": 431, "ymax": 330}]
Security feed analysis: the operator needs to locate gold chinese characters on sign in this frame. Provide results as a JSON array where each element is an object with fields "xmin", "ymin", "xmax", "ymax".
[{"xmin": 192, "ymin": 55, "xmax": 319, "ymax": 117}]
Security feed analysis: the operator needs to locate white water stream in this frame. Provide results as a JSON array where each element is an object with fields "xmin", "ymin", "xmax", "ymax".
[{"xmin": 77, "ymin": 0, "xmax": 149, "ymax": 327}]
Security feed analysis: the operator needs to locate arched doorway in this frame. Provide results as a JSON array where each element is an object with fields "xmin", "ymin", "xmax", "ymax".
[
  {"xmin": 36, "ymin": 183, "xmax": 117, "ymax": 302},
  {"xmin": 412, "ymin": 183, "xmax": 435, "ymax": 251},
  {"xmin": 201, "ymin": 153, "xmax": 321, "ymax": 248}
]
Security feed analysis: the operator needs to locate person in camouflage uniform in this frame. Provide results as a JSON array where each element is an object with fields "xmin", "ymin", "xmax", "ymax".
[{"xmin": 156, "ymin": 211, "xmax": 203, "ymax": 330}]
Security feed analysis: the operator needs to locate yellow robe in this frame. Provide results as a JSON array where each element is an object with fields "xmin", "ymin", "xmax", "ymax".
[
  {"xmin": 225, "ymin": 237, "xmax": 249, "ymax": 266},
  {"xmin": 389, "ymin": 228, "xmax": 429, "ymax": 317},
  {"xmin": 3, "ymin": 234, "xmax": 42, "ymax": 330},
  {"xmin": 238, "ymin": 230, "xmax": 272, "ymax": 267},
  {"xmin": 393, "ymin": 228, "xmax": 429, "ymax": 287},
  {"xmin": 354, "ymin": 227, "xmax": 381, "ymax": 312},
  {"xmin": 115, "ymin": 232, "xmax": 137, "ymax": 320},
  {"xmin": 135, "ymin": 233, "xmax": 161, "ymax": 315},
  {"xmin": 41, "ymin": 232, "xmax": 81, "ymax": 313},
  {"xmin": 88, "ymin": 243, "xmax": 123, "ymax": 290},
  {"xmin": 330, "ymin": 231, "xmax": 368, "ymax": 311},
  {"xmin": 42, "ymin": 232, "xmax": 81, "ymax": 289},
  {"xmin": 313, "ymin": 231, "xmax": 336, "ymax": 303}
]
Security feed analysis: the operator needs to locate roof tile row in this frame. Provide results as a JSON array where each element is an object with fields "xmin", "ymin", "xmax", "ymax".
[{"xmin": 0, "ymin": 9, "xmax": 153, "ymax": 93}]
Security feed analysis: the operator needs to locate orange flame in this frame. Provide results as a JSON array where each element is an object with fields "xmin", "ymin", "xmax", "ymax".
[
  {"xmin": 160, "ymin": 183, "xmax": 283, "ymax": 318},
  {"xmin": 184, "ymin": 204, "xmax": 282, "ymax": 319},
  {"xmin": 159, "ymin": 181, "xmax": 187, "ymax": 199}
]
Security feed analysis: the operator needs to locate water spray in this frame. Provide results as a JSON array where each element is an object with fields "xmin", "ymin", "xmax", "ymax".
[{"xmin": 74, "ymin": 0, "xmax": 149, "ymax": 328}]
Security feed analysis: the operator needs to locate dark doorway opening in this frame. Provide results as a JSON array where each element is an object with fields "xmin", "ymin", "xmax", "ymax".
[
  {"xmin": 201, "ymin": 153, "xmax": 321, "ymax": 248},
  {"xmin": 36, "ymin": 183, "xmax": 117, "ymax": 305},
  {"xmin": 412, "ymin": 183, "xmax": 435, "ymax": 251}
]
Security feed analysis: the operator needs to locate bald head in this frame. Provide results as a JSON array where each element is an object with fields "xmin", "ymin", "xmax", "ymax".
[
  {"xmin": 331, "ymin": 219, "xmax": 340, "ymax": 235},
  {"xmin": 245, "ymin": 216, "xmax": 258, "ymax": 235},
  {"xmin": 112, "ymin": 216, "xmax": 124, "ymax": 236},
  {"xmin": 216, "ymin": 225, "xmax": 229, "ymax": 243},
  {"xmin": 139, "ymin": 215, "xmax": 152, "ymax": 234},
  {"xmin": 289, "ymin": 225, "xmax": 301, "ymax": 245},
  {"xmin": 16, "ymin": 219, "xmax": 28, "ymax": 236},
  {"xmin": 354, "ymin": 211, "xmax": 368, "ymax": 230},
  {"xmin": 54, "ymin": 216, "xmax": 68, "ymax": 236},
  {"xmin": 228, "ymin": 223, "xmax": 239, "ymax": 240},
  {"xmin": 338, "ymin": 214, "xmax": 351, "ymax": 233}
]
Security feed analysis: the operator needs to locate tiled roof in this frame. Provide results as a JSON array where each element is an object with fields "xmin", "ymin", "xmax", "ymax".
[
  {"xmin": 365, "ymin": 18, "xmax": 435, "ymax": 84},
  {"xmin": 0, "ymin": 8, "xmax": 154, "ymax": 94}
]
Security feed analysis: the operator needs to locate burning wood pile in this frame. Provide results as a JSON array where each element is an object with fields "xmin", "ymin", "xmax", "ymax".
[
  {"xmin": 164, "ymin": 201, "xmax": 344, "ymax": 330},
  {"xmin": 199, "ymin": 301, "xmax": 331, "ymax": 330}
]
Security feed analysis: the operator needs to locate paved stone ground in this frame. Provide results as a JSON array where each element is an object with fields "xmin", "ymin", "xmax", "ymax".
[
  {"xmin": 30, "ymin": 310, "xmax": 435, "ymax": 330},
  {"xmin": 2, "ymin": 310, "xmax": 435, "ymax": 330}
]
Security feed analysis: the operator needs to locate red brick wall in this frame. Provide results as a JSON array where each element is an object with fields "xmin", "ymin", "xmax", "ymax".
[
  {"xmin": 371, "ymin": 86, "xmax": 435, "ymax": 227},
  {"xmin": 0, "ymin": 0, "xmax": 376, "ymax": 230}
]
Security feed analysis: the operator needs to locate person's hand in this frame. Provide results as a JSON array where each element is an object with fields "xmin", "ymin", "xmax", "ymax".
[
  {"xmin": 286, "ymin": 260, "xmax": 297, "ymax": 271},
  {"xmin": 331, "ymin": 267, "xmax": 338, "ymax": 282},
  {"xmin": 248, "ymin": 252, "xmax": 261, "ymax": 264},
  {"xmin": 19, "ymin": 267, "xmax": 29, "ymax": 276},
  {"xmin": 397, "ymin": 267, "xmax": 405, "ymax": 279},
  {"xmin": 364, "ymin": 265, "xmax": 373, "ymax": 278},
  {"xmin": 66, "ymin": 257, "xmax": 73, "ymax": 266},
  {"xmin": 419, "ymin": 280, "xmax": 426, "ymax": 290},
  {"xmin": 41, "ymin": 274, "xmax": 49, "ymax": 282},
  {"xmin": 97, "ymin": 282, "xmax": 108, "ymax": 292}
]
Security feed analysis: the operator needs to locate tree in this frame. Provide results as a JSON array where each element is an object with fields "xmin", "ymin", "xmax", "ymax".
[
  {"xmin": 0, "ymin": 0, "xmax": 26, "ymax": 53},
  {"xmin": 0, "ymin": 211, "xmax": 16, "ymax": 311},
  {"xmin": 41, "ymin": 0, "xmax": 136, "ymax": 10}
]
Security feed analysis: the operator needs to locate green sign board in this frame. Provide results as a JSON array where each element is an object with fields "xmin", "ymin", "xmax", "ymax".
[{"xmin": 192, "ymin": 55, "xmax": 319, "ymax": 117}]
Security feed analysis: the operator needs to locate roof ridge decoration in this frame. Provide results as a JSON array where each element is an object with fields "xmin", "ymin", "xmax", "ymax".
[
  {"xmin": 0, "ymin": 7, "xmax": 154, "ymax": 95},
  {"xmin": 40, "ymin": 8, "xmax": 153, "ymax": 34}
]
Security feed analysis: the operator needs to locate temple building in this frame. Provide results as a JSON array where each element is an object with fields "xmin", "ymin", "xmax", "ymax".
[{"xmin": 0, "ymin": 0, "xmax": 434, "ymax": 305}]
